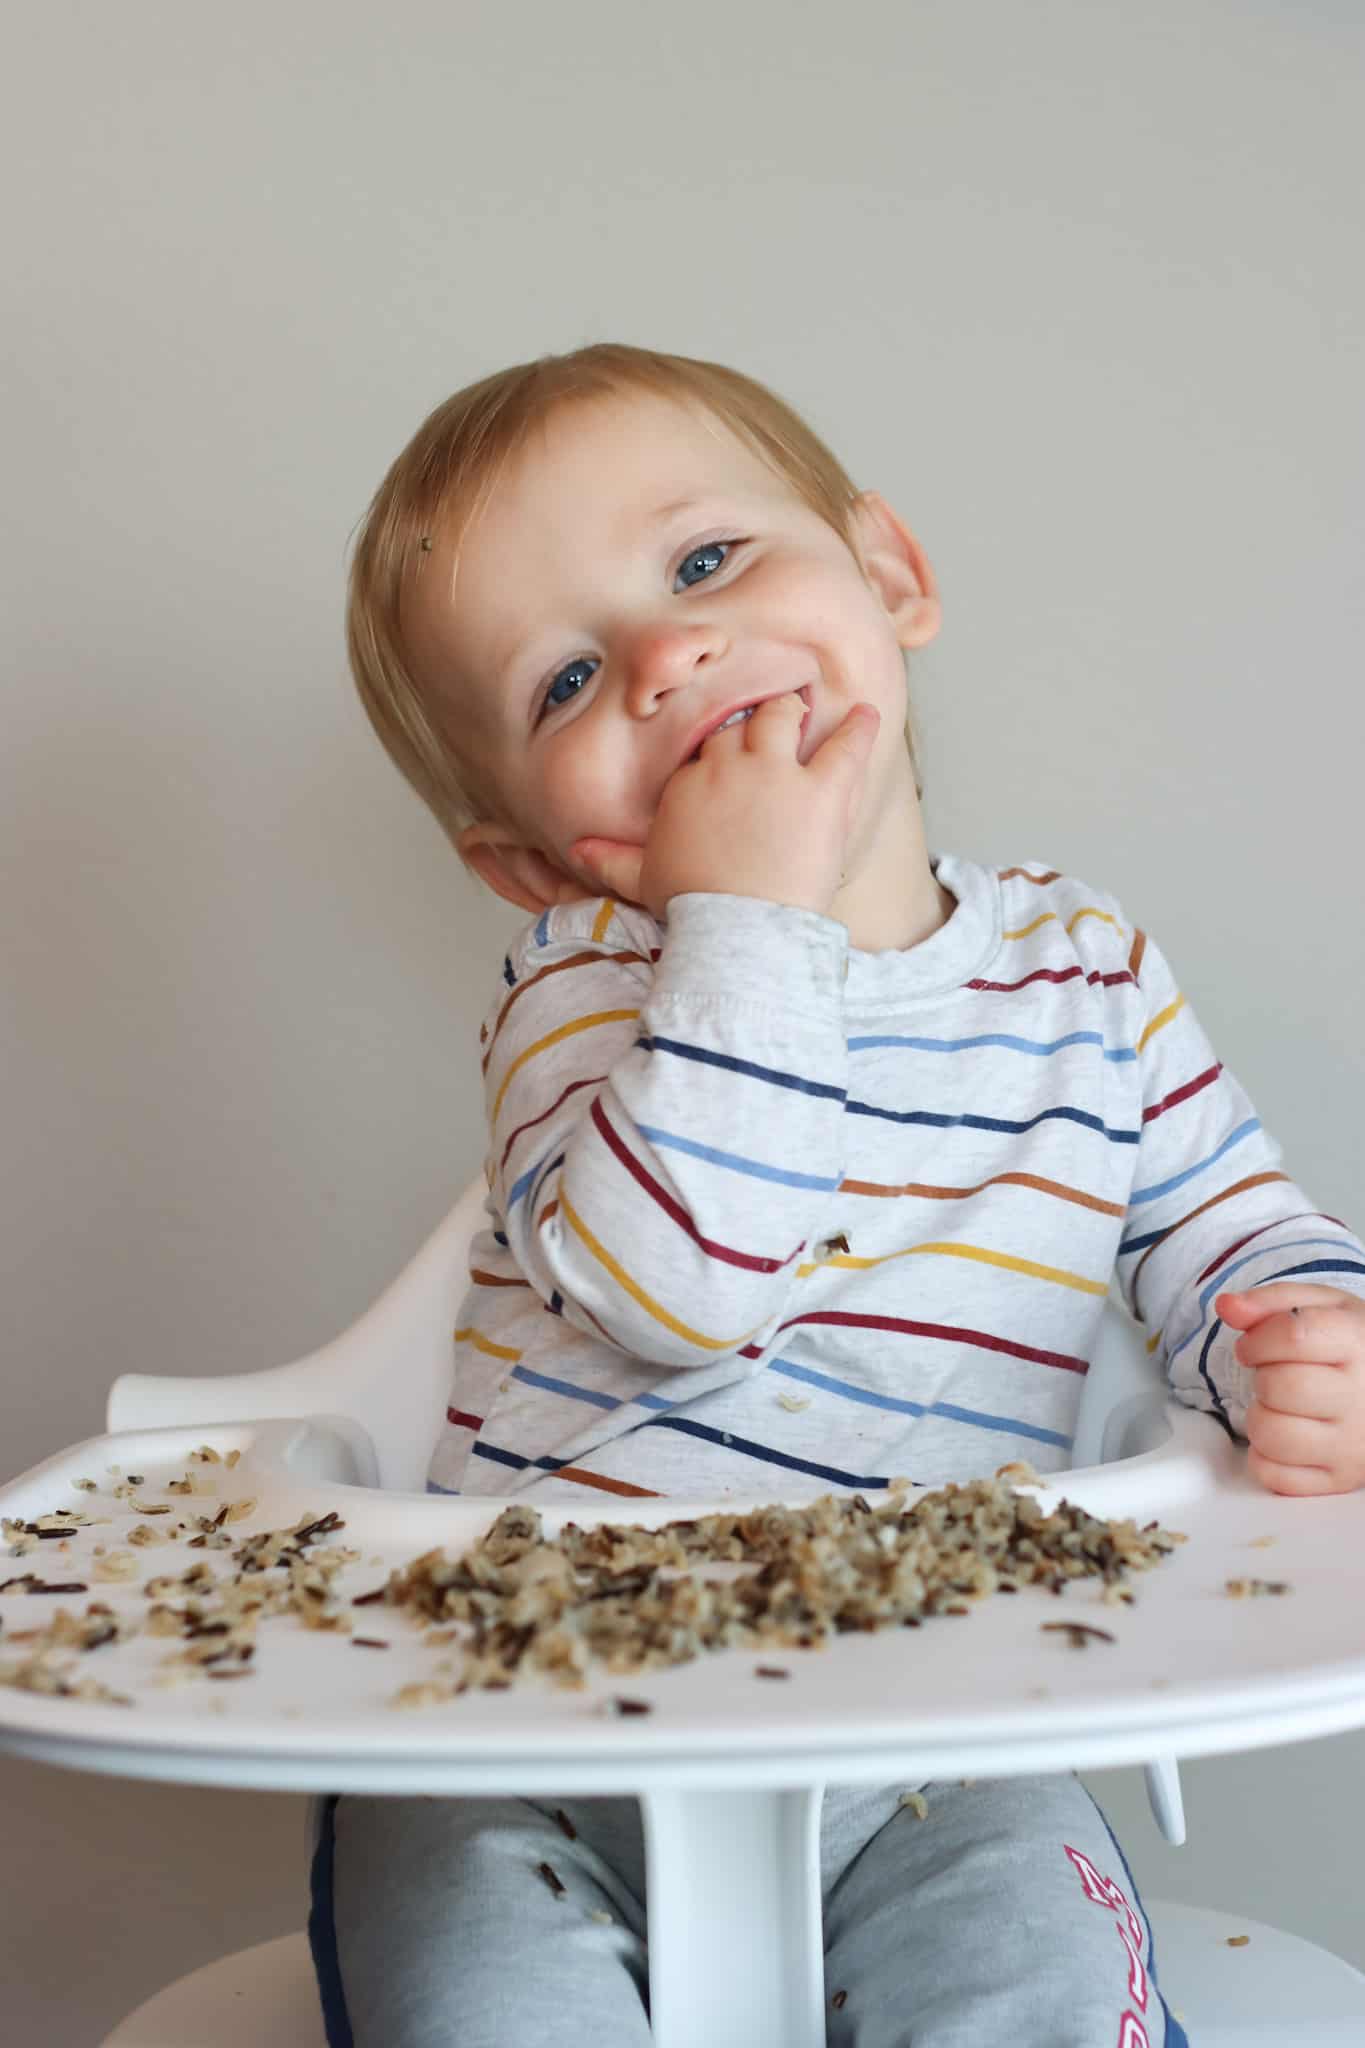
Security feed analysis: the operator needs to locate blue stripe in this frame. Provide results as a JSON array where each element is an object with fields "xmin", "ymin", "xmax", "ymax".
[
  {"xmin": 1126, "ymin": 1119, "xmax": 1260, "ymax": 1210},
  {"xmin": 507, "ymin": 1147, "xmax": 566, "ymax": 1214},
  {"xmin": 512, "ymin": 1363, "xmax": 620, "ymax": 1411},
  {"xmin": 848, "ymin": 1027, "xmax": 1135, "ymax": 1063},
  {"xmin": 1082, "ymin": 1784, "xmax": 1191, "ymax": 2048},
  {"xmin": 534, "ymin": 910, "xmax": 552, "ymax": 946},
  {"xmin": 305, "ymin": 1795, "xmax": 354, "ymax": 2047},
  {"xmin": 479, "ymin": 1354, "xmax": 1072, "ymax": 1459},
  {"xmin": 930, "ymin": 1401, "xmax": 1071, "ymax": 1448},
  {"xmin": 470, "ymin": 1424, "xmax": 898, "ymax": 1490},
  {"xmin": 644, "ymin": 1413, "xmax": 895, "ymax": 1488},
  {"xmin": 635, "ymin": 1123, "xmax": 843, "ymax": 1190},
  {"xmin": 846, "ymin": 1099, "xmax": 1139, "ymax": 1144},
  {"xmin": 472, "ymin": 1440, "xmax": 544, "ymax": 1471},
  {"xmin": 768, "ymin": 1358, "xmax": 1073, "ymax": 1448},
  {"xmin": 640, "ymin": 1033, "xmax": 846, "ymax": 1101}
]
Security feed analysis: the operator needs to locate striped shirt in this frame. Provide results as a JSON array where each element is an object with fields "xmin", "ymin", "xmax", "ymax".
[{"xmin": 427, "ymin": 853, "xmax": 1365, "ymax": 1504}]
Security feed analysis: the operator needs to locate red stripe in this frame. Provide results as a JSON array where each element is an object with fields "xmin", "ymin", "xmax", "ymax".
[
  {"xmin": 499, "ymin": 1074, "xmax": 605, "ymax": 1173},
  {"xmin": 589, "ymin": 1093, "xmax": 803, "ymax": 1273},
  {"xmin": 1143, "ymin": 1061, "xmax": 1221, "ymax": 1125},
  {"xmin": 740, "ymin": 1310, "xmax": 1087, "ymax": 1375},
  {"xmin": 445, "ymin": 1407, "xmax": 484, "ymax": 1430},
  {"xmin": 967, "ymin": 966, "xmax": 1135, "ymax": 994}
]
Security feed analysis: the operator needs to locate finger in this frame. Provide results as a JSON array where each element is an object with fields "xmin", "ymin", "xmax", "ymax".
[
  {"xmin": 807, "ymin": 702, "xmax": 881, "ymax": 784},
  {"xmin": 1216, "ymin": 1283, "xmax": 1355, "ymax": 1328},
  {"xmin": 1241, "ymin": 1362, "xmax": 1348, "ymax": 1421},
  {"xmin": 1232, "ymin": 1305, "xmax": 1351, "ymax": 1368},
  {"xmin": 569, "ymin": 837, "xmax": 646, "ymax": 903},
  {"xmin": 1245, "ymin": 1398, "xmax": 1338, "ymax": 1468},
  {"xmin": 742, "ymin": 691, "xmax": 808, "ymax": 755},
  {"xmin": 1246, "ymin": 1445, "xmax": 1345, "ymax": 1497}
]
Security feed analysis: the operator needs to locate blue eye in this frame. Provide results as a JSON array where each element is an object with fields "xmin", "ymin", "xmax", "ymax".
[
  {"xmin": 675, "ymin": 539, "xmax": 732, "ymax": 587},
  {"xmin": 544, "ymin": 657, "xmax": 598, "ymax": 712}
]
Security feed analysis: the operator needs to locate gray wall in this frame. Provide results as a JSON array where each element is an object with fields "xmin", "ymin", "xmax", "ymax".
[{"xmin": 2, "ymin": 1, "xmax": 1362, "ymax": 2035}]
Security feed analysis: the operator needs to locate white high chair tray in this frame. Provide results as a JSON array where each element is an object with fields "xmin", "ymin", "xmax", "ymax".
[{"xmin": 4, "ymin": 1407, "xmax": 1365, "ymax": 1797}]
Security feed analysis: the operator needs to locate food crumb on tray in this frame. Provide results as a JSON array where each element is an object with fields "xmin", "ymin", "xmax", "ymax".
[{"xmin": 1, "ymin": 1460, "xmax": 1187, "ymax": 1712}]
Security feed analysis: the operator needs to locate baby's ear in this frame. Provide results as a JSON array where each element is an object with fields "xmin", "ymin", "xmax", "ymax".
[
  {"xmin": 849, "ymin": 492, "xmax": 942, "ymax": 651},
  {"xmin": 457, "ymin": 820, "xmax": 596, "ymax": 913}
]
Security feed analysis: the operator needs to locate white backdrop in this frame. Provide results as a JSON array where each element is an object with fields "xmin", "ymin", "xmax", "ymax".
[{"xmin": 2, "ymin": 2, "xmax": 1362, "ymax": 2035}]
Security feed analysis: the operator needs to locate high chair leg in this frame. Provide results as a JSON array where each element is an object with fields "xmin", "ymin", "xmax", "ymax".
[{"xmin": 1144, "ymin": 1755, "xmax": 1186, "ymax": 1844}]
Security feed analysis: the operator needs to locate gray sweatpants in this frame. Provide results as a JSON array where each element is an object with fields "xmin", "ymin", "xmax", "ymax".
[{"xmin": 307, "ymin": 1775, "xmax": 1188, "ymax": 2046}]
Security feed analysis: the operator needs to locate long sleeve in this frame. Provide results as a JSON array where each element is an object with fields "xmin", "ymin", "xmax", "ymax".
[
  {"xmin": 480, "ymin": 891, "xmax": 854, "ymax": 1369},
  {"xmin": 1113, "ymin": 918, "xmax": 1365, "ymax": 1439}
]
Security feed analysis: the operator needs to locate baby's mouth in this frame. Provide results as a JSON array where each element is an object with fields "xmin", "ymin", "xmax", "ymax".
[{"xmin": 689, "ymin": 686, "xmax": 813, "ymax": 764}]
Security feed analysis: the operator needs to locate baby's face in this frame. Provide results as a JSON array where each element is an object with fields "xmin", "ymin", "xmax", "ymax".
[{"xmin": 404, "ymin": 391, "xmax": 936, "ymax": 900}]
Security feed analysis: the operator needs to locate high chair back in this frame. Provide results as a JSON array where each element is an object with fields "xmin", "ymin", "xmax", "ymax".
[{"xmin": 108, "ymin": 1176, "xmax": 490, "ymax": 1491}]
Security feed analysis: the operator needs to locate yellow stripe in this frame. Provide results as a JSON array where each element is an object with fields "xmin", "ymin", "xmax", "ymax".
[
  {"xmin": 797, "ymin": 1240, "xmax": 1107, "ymax": 1296},
  {"xmin": 559, "ymin": 1189, "xmax": 754, "ymax": 1351},
  {"xmin": 1001, "ymin": 906, "xmax": 1124, "ymax": 942},
  {"xmin": 590, "ymin": 899, "xmax": 617, "ymax": 943},
  {"xmin": 1066, "ymin": 906, "xmax": 1123, "ymax": 938},
  {"xmin": 454, "ymin": 1326, "xmax": 523, "ymax": 1362},
  {"xmin": 1137, "ymin": 991, "xmax": 1185, "ymax": 1055},
  {"xmin": 492, "ymin": 1007, "xmax": 639, "ymax": 1121}
]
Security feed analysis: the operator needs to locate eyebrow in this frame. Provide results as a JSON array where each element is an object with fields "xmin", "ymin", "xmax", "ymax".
[{"xmin": 493, "ymin": 495, "xmax": 720, "ymax": 686}]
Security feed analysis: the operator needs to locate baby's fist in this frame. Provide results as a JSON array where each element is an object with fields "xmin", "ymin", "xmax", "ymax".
[{"xmin": 1217, "ymin": 1283, "xmax": 1365, "ymax": 1496}]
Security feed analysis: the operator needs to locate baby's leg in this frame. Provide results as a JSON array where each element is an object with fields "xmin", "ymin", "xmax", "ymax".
[
  {"xmin": 821, "ymin": 1773, "xmax": 1189, "ymax": 2048},
  {"xmin": 308, "ymin": 1790, "xmax": 651, "ymax": 2048}
]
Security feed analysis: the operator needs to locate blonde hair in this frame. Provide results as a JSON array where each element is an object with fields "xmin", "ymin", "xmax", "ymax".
[{"xmin": 345, "ymin": 343, "xmax": 924, "ymax": 868}]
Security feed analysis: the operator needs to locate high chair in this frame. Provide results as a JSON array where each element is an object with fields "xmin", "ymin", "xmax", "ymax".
[{"xmin": 37, "ymin": 1177, "xmax": 1365, "ymax": 2042}]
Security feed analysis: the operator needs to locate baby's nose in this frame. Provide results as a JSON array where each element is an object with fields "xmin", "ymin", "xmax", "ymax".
[{"xmin": 624, "ymin": 622, "xmax": 724, "ymax": 711}]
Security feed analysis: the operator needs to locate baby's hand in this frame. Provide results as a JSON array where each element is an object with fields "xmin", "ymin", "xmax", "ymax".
[
  {"xmin": 1216, "ymin": 1283, "xmax": 1365, "ymax": 1495},
  {"xmin": 570, "ymin": 694, "xmax": 880, "ymax": 922}
]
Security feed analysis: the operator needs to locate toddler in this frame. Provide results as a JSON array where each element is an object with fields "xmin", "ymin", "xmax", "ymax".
[{"xmin": 308, "ymin": 343, "xmax": 1365, "ymax": 2046}]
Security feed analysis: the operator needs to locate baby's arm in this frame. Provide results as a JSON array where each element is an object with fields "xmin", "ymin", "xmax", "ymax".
[
  {"xmin": 1112, "ymin": 912, "xmax": 1365, "ymax": 1490},
  {"xmin": 479, "ymin": 890, "xmax": 852, "ymax": 1371}
]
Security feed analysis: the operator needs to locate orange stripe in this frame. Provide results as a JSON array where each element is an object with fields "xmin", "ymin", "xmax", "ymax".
[
  {"xmin": 551, "ymin": 1465, "xmax": 661, "ymax": 1498},
  {"xmin": 839, "ymin": 1170, "xmax": 1124, "ymax": 1218}
]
